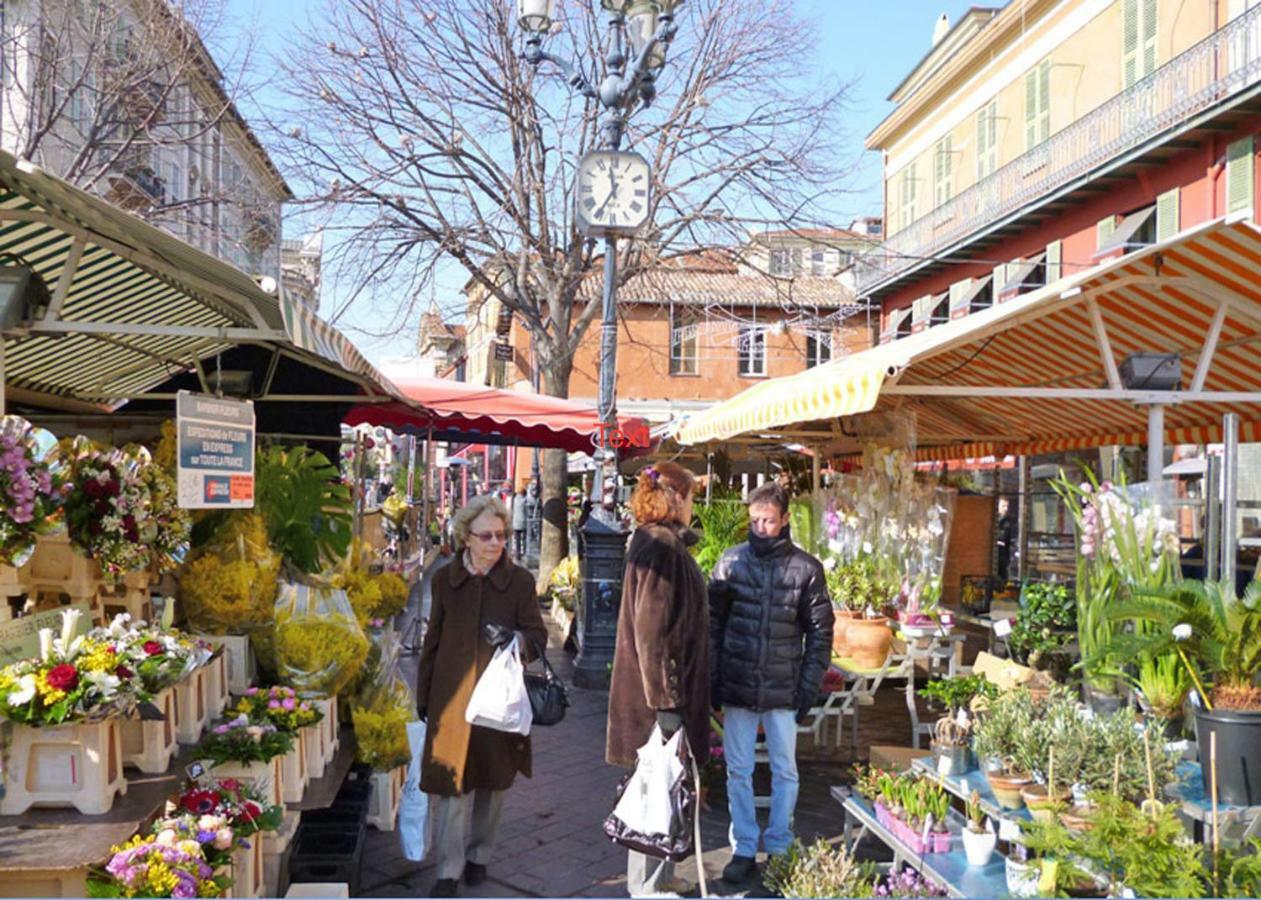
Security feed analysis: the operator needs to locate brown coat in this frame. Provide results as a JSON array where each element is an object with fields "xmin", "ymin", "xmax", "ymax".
[
  {"xmin": 416, "ymin": 551, "xmax": 548, "ymax": 796},
  {"xmin": 606, "ymin": 523, "xmax": 710, "ymax": 768}
]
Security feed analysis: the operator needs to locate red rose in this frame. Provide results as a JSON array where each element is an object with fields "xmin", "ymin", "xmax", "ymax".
[
  {"xmin": 115, "ymin": 665, "xmax": 133, "ymax": 679},
  {"xmin": 240, "ymin": 801, "xmax": 262, "ymax": 822},
  {"xmin": 83, "ymin": 479, "xmax": 103, "ymax": 499},
  {"xmin": 122, "ymin": 515, "xmax": 136, "ymax": 531},
  {"xmin": 45, "ymin": 663, "xmax": 79, "ymax": 692},
  {"xmin": 142, "ymin": 640, "xmax": 164, "ymax": 656},
  {"xmin": 219, "ymin": 778, "xmax": 241, "ymax": 791}
]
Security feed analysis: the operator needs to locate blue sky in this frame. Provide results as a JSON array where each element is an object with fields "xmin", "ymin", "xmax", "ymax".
[{"xmin": 228, "ymin": 0, "xmax": 986, "ymax": 364}]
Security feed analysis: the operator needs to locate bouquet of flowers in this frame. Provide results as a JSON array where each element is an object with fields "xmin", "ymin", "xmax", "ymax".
[
  {"xmin": 351, "ymin": 678, "xmax": 414, "ymax": 772},
  {"xmin": 175, "ymin": 778, "xmax": 283, "ymax": 839},
  {"xmin": 95, "ymin": 615, "xmax": 206, "ymax": 694},
  {"xmin": 0, "ymin": 609, "xmax": 142, "ymax": 725},
  {"xmin": 196, "ymin": 714, "xmax": 294, "ymax": 766},
  {"xmin": 0, "ymin": 416, "xmax": 66, "ymax": 567},
  {"xmin": 274, "ymin": 581, "xmax": 369, "ymax": 697},
  {"xmin": 234, "ymin": 685, "xmax": 323, "ymax": 732},
  {"xmin": 139, "ymin": 458, "xmax": 191, "ymax": 573},
  {"xmin": 88, "ymin": 832, "xmax": 229, "ymax": 899},
  {"xmin": 178, "ymin": 513, "xmax": 280, "ymax": 635},
  {"xmin": 63, "ymin": 441, "xmax": 155, "ymax": 577}
]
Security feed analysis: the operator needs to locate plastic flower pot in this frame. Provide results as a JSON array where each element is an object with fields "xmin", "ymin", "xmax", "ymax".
[
  {"xmin": 1005, "ymin": 858, "xmax": 1040, "ymax": 898},
  {"xmin": 931, "ymin": 829, "xmax": 952, "ymax": 854},
  {"xmin": 1194, "ymin": 705, "xmax": 1261, "ymax": 807},
  {"xmin": 984, "ymin": 771, "xmax": 1032, "ymax": 810},
  {"xmin": 874, "ymin": 801, "xmax": 889, "ymax": 827},
  {"xmin": 962, "ymin": 824, "xmax": 996, "ymax": 866}
]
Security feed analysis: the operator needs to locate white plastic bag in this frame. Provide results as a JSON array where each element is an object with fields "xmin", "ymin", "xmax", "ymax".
[
  {"xmin": 398, "ymin": 720, "xmax": 430, "ymax": 862},
  {"xmin": 611, "ymin": 725, "xmax": 685, "ymax": 837},
  {"xmin": 464, "ymin": 635, "xmax": 533, "ymax": 735}
]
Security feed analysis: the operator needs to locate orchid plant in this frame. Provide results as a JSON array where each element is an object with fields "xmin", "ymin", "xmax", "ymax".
[{"xmin": 0, "ymin": 416, "xmax": 66, "ymax": 567}]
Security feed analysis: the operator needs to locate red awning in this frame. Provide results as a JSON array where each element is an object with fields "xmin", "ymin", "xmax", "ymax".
[{"xmin": 345, "ymin": 377, "xmax": 651, "ymax": 455}]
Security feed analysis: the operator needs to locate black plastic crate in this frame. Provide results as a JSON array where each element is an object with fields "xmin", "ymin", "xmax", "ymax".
[
  {"xmin": 960, "ymin": 575, "xmax": 993, "ymax": 614},
  {"xmin": 288, "ymin": 823, "xmax": 366, "ymax": 895},
  {"xmin": 300, "ymin": 807, "xmax": 367, "ymax": 832},
  {"xmin": 330, "ymin": 778, "xmax": 373, "ymax": 818}
]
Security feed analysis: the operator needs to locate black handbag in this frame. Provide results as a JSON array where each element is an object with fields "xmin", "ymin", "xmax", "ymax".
[{"xmin": 523, "ymin": 638, "xmax": 569, "ymax": 726}]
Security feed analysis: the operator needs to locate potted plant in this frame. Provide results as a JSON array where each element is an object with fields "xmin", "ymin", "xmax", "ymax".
[
  {"xmin": 1017, "ymin": 816, "xmax": 1097, "ymax": 898},
  {"xmin": 761, "ymin": 838, "xmax": 877, "ymax": 899},
  {"xmin": 1070, "ymin": 793, "xmax": 1207, "ymax": 899},
  {"xmin": 0, "ymin": 416, "xmax": 66, "ymax": 569},
  {"xmin": 961, "ymin": 790, "xmax": 996, "ymax": 867},
  {"xmin": 824, "ymin": 556, "xmax": 887, "ymax": 657},
  {"xmin": 971, "ymin": 688, "xmax": 1036, "ymax": 809},
  {"xmin": 919, "ymin": 674, "xmax": 996, "ymax": 776},
  {"xmin": 1007, "ymin": 580, "xmax": 1076, "ymax": 682},
  {"xmin": 1104, "ymin": 577, "xmax": 1261, "ymax": 806}
]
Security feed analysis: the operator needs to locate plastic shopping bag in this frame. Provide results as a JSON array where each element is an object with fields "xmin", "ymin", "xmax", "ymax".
[
  {"xmin": 464, "ymin": 635, "xmax": 533, "ymax": 735},
  {"xmin": 603, "ymin": 725, "xmax": 699, "ymax": 862},
  {"xmin": 398, "ymin": 720, "xmax": 430, "ymax": 862}
]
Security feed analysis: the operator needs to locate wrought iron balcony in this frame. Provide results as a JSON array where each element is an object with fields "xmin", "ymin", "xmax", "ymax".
[{"xmin": 858, "ymin": 5, "xmax": 1261, "ymax": 293}]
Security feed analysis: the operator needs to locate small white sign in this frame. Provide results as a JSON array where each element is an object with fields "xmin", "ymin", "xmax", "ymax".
[
  {"xmin": 999, "ymin": 817, "xmax": 1023, "ymax": 842},
  {"xmin": 994, "ymin": 617, "xmax": 1015, "ymax": 638}
]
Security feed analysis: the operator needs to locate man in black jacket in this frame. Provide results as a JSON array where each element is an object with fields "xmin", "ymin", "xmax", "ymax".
[{"xmin": 709, "ymin": 482, "xmax": 834, "ymax": 885}]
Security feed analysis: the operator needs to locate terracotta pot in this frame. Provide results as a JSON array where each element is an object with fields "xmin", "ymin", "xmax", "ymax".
[
  {"xmin": 984, "ymin": 770, "xmax": 1032, "ymax": 810},
  {"xmin": 1020, "ymin": 784, "xmax": 1071, "ymax": 823},
  {"xmin": 832, "ymin": 609, "xmax": 865, "ymax": 657},
  {"xmin": 1058, "ymin": 804, "xmax": 1096, "ymax": 832},
  {"xmin": 846, "ymin": 617, "xmax": 892, "ymax": 669}
]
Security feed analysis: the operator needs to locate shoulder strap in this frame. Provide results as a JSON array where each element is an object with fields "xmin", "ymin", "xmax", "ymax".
[{"xmin": 683, "ymin": 734, "xmax": 709, "ymax": 898}]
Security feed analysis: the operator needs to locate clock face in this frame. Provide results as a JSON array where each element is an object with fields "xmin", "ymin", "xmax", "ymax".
[{"xmin": 575, "ymin": 150, "xmax": 652, "ymax": 237}]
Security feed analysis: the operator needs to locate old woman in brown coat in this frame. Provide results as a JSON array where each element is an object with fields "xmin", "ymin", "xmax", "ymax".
[
  {"xmin": 607, "ymin": 461, "xmax": 709, "ymax": 898},
  {"xmin": 417, "ymin": 494, "xmax": 548, "ymax": 898}
]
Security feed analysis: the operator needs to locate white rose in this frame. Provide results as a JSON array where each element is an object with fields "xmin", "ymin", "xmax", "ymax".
[
  {"xmin": 213, "ymin": 828, "xmax": 235, "ymax": 850},
  {"xmin": 198, "ymin": 814, "xmax": 226, "ymax": 831},
  {"xmin": 156, "ymin": 828, "xmax": 177, "ymax": 847},
  {"xmin": 7, "ymin": 674, "xmax": 36, "ymax": 706}
]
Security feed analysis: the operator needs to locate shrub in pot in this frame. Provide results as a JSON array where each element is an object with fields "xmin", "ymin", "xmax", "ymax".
[
  {"xmin": 961, "ymin": 791, "xmax": 996, "ymax": 867},
  {"xmin": 971, "ymin": 688, "xmax": 1038, "ymax": 809},
  {"xmin": 1070, "ymin": 793, "xmax": 1207, "ymax": 899},
  {"xmin": 1103, "ymin": 577, "xmax": 1261, "ymax": 806},
  {"xmin": 761, "ymin": 838, "xmax": 876, "ymax": 899},
  {"xmin": 919, "ymin": 675, "xmax": 997, "ymax": 777}
]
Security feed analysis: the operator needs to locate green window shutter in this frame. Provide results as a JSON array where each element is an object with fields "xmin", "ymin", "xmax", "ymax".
[
  {"xmin": 1045, "ymin": 240, "xmax": 1063, "ymax": 282},
  {"xmin": 1141, "ymin": 0, "xmax": 1158, "ymax": 77},
  {"xmin": 975, "ymin": 108, "xmax": 988, "ymax": 180},
  {"xmin": 1038, "ymin": 60, "xmax": 1051, "ymax": 143},
  {"xmin": 1024, "ymin": 69, "xmax": 1038, "ymax": 150},
  {"xmin": 1156, "ymin": 188, "xmax": 1180, "ymax": 240},
  {"xmin": 1097, "ymin": 215, "xmax": 1117, "ymax": 249},
  {"xmin": 1227, "ymin": 136, "xmax": 1255, "ymax": 215},
  {"xmin": 935, "ymin": 136, "xmax": 952, "ymax": 207},
  {"xmin": 1123, "ymin": 0, "xmax": 1139, "ymax": 88}
]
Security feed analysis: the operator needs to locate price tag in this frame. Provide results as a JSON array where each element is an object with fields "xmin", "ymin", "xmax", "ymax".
[
  {"xmin": 1037, "ymin": 860, "xmax": 1058, "ymax": 895},
  {"xmin": 185, "ymin": 761, "xmax": 206, "ymax": 781},
  {"xmin": 998, "ymin": 817, "xmax": 1023, "ymax": 842},
  {"xmin": 955, "ymin": 708, "xmax": 970, "ymax": 728},
  {"xmin": 994, "ymin": 617, "xmax": 1015, "ymax": 638}
]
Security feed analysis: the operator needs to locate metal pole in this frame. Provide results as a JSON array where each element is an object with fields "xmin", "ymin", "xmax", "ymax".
[
  {"xmin": 1146, "ymin": 404, "xmax": 1166, "ymax": 486},
  {"xmin": 1206, "ymin": 453, "xmax": 1221, "ymax": 582},
  {"xmin": 1222, "ymin": 413, "xmax": 1240, "ymax": 589},
  {"xmin": 705, "ymin": 453, "xmax": 713, "ymax": 503},
  {"xmin": 421, "ymin": 429, "xmax": 433, "ymax": 556},
  {"xmin": 811, "ymin": 447, "xmax": 822, "ymax": 495},
  {"xmin": 1016, "ymin": 455, "xmax": 1030, "ymax": 580}
]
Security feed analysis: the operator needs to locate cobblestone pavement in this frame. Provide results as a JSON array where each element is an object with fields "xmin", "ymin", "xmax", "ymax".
[{"xmin": 357, "ymin": 611, "xmax": 978, "ymax": 898}]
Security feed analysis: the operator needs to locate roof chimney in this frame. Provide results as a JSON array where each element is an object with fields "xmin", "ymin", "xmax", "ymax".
[{"xmin": 932, "ymin": 12, "xmax": 950, "ymax": 46}]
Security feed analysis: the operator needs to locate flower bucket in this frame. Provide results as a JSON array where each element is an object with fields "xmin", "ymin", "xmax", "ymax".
[
  {"xmin": 174, "ymin": 667, "xmax": 209, "ymax": 744},
  {"xmin": 281, "ymin": 738, "xmax": 308, "ymax": 805},
  {"xmin": 120, "ymin": 687, "xmax": 177, "ymax": 774},
  {"xmin": 263, "ymin": 808, "xmax": 300, "ymax": 855},
  {"xmin": 0, "ymin": 718, "xmax": 127, "ymax": 815},
  {"xmin": 195, "ymin": 633, "xmax": 257, "ymax": 696},
  {"xmin": 366, "ymin": 766, "xmax": 406, "ymax": 831},
  {"xmin": 212, "ymin": 756, "xmax": 284, "ymax": 810},
  {"xmin": 228, "ymin": 836, "xmax": 263, "ymax": 899},
  {"xmin": 313, "ymin": 697, "xmax": 339, "ymax": 763},
  {"xmin": 205, "ymin": 652, "xmax": 231, "ymax": 716},
  {"xmin": 301, "ymin": 722, "xmax": 325, "ymax": 781},
  {"xmin": 1194, "ymin": 705, "xmax": 1261, "ymax": 807},
  {"xmin": 27, "ymin": 532, "xmax": 101, "ymax": 604}
]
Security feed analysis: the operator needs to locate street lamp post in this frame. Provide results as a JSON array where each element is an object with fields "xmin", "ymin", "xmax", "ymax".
[{"xmin": 516, "ymin": 0, "xmax": 682, "ymax": 688}]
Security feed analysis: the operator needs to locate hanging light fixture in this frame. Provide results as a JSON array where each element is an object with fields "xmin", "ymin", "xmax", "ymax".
[
  {"xmin": 600, "ymin": 0, "xmax": 633, "ymax": 14},
  {"xmin": 517, "ymin": 0, "xmax": 555, "ymax": 33},
  {"xmin": 625, "ymin": 0, "xmax": 659, "ymax": 55}
]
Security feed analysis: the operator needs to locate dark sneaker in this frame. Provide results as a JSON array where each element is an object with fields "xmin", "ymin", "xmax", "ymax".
[
  {"xmin": 723, "ymin": 855, "xmax": 758, "ymax": 883},
  {"xmin": 432, "ymin": 877, "xmax": 459, "ymax": 897},
  {"xmin": 464, "ymin": 862, "xmax": 487, "ymax": 886}
]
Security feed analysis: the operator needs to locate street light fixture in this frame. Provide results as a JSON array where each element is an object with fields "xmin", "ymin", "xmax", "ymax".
[{"xmin": 514, "ymin": 0, "xmax": 684, "ymax": 687}]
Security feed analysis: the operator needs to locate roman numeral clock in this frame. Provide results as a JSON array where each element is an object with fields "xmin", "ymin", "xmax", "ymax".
[{"xmin": 575, "ymin": 150, "xmax": 652, "ymax": 237}]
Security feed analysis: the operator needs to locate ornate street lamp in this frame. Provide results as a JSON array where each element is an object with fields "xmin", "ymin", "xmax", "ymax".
[{"xmin": 513, "ymin": 0, "xmax": 684, "ymax": 687}]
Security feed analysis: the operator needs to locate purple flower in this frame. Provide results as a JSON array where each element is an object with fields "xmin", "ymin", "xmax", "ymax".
[
  {"xmin": 212, "ymin": 724, "xmax": 230, "ymax": 734},
  {"xmin": 245, "ymin": 686, "xmax": 260, "ymax": 696},
  {"xmin": 267, "ymin": 699, "xmax": 282, "ymax": 709},
  {"xmin": 281, "ymin": 697, "xmax": 296, "ymax": 710}
]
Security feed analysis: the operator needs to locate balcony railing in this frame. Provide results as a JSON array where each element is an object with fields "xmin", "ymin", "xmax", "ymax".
[{"xmin": 859, "ymin": 4, "xmax": 1261, "ymax": 292}]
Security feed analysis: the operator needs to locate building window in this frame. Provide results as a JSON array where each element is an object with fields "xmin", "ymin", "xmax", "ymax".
[
  {"xmin": 898, "ymin": 163, "xmax": 918, "ymax": 233},
  {"xmin": 1024, "ymin": 60, "xmax": 1051, "ymax": 151},
  {"xmin": 976, "ymin": 99, "xmax": 998, "ymax": 180},
  {"xmin": 769, "ymin": 248, "xmax": 792, "ymax": 276},
  {"xmin": 669, "ymin": 305, "xmax": 698, "ymax": 376},
  {"xmin": 806, "ymin": 330, "xmax": 832, "ymax": 367},
  {"xmin": 1123, "ymin": 0, "xmax": 1158, "ymax": 88},
  {"xmin": 810, "ymin": 249, "xmax": 828, "ymax": 276},
  {"xmin": 737, "ymin": 326, "xmax": 766, "ymax": 377},
  {"xmin": 934, "ymin": 135, "xmax": 953, "ymax": 208}
]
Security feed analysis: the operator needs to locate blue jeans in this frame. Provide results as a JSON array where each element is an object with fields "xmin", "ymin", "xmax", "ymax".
[{"xmin": 722, "ymin": 706, "xmax": 799, "ymax": 857}]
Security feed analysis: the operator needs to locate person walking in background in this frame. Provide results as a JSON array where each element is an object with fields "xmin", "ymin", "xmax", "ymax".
[
  {"xmin": 416, "ymin": 494, "xmax": 549, "ymax": 897},
  {"xmin": 511, "ymin": 487, "xmax": 528, "ymax": 558},
  {"xmin": 607, "ymin": 461, "xmax": 709, "ymax": 898},
  {"xmin": 708, "ymin": 482, "xmax": 834, "ymax": 886}
]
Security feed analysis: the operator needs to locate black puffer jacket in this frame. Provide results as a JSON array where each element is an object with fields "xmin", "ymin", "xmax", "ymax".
[{"xmin": 709, "ymin": 527, "xmax": 835, "ymax": 714}]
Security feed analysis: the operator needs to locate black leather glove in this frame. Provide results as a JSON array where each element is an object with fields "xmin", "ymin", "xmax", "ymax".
[
  {"xmin": 656, "ymin": 708, "xmax": 685, "ymax": 736},
  {"xmin": 418, "ymin": 706, "xmax": 427, "ymax": 722},
  {"xmin": 796, "ymin": 707, "xmax": 814, "ymax": 726},
  {"xmin": 482, "ymin": 622, "xmax": 517, "ymax": 648}
]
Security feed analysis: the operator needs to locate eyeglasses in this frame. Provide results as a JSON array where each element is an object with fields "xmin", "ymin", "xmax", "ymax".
[{"xmin": 470, "ymin": 530, "xmax": 508, "ymax": 543}]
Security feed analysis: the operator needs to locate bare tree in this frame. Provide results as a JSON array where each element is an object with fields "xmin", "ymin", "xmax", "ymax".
[
  {"xmin": 0, "ymin": 0, "xmax": 270, "ymax": 255},
  {"xmin": 276, "ymin": 0, "xmax": 853, "ymax": 584}
]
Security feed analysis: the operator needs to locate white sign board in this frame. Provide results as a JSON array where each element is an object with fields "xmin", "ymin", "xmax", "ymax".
[{"xmin": 176, "ymin": 391, "xmax": 255, "ymax": 509}]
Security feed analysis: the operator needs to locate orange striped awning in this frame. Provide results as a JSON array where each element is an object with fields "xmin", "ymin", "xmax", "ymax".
[{"xmin": 673, "ymin": 218, "xmax": 1261, "ymax": 457}]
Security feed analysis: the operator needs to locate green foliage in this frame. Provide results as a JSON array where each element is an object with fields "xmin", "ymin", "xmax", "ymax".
[
  {"xmin": 1018, "ymin": 817, "xmax": 1094, "ymax": 897},
  {"xmin": 761, "ymin": 838, "xmax": 875, "ymax": 899},
  {"xmin": 1008, "ymin": 581, "xmax": 1075, "ymax": 672},
  {"xmin": 256, "ymin": 445, "xmax": 353, "ymax": 574},
  {"xmin": 691, "ymin": 486, "xmax": 748, "ymax": 576},
  {"xmin": 788, "ymin": 497, "xmax": 817, "ymax": 554},
  {"xmin": 1219, "ymin": 839, "xmax": 1261, "ymax": 898},
  {"xmin": 826, "ymin": 556, "xmax": 896, "ymax": 611},
  {"xmin": 917, "ymin": 674, "xmax": 997, "ymax": 714},
  {"xmin": 1070, "ymin": 794, "xmax": 1206, "ymax": 899},
  {"xmin": 1099, "ymin": 578, "xmax": 1261, "ymax": 709},
  {"xmin": 971, "ymin": 688, "xmax": 1041, "ymax": 771}
]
